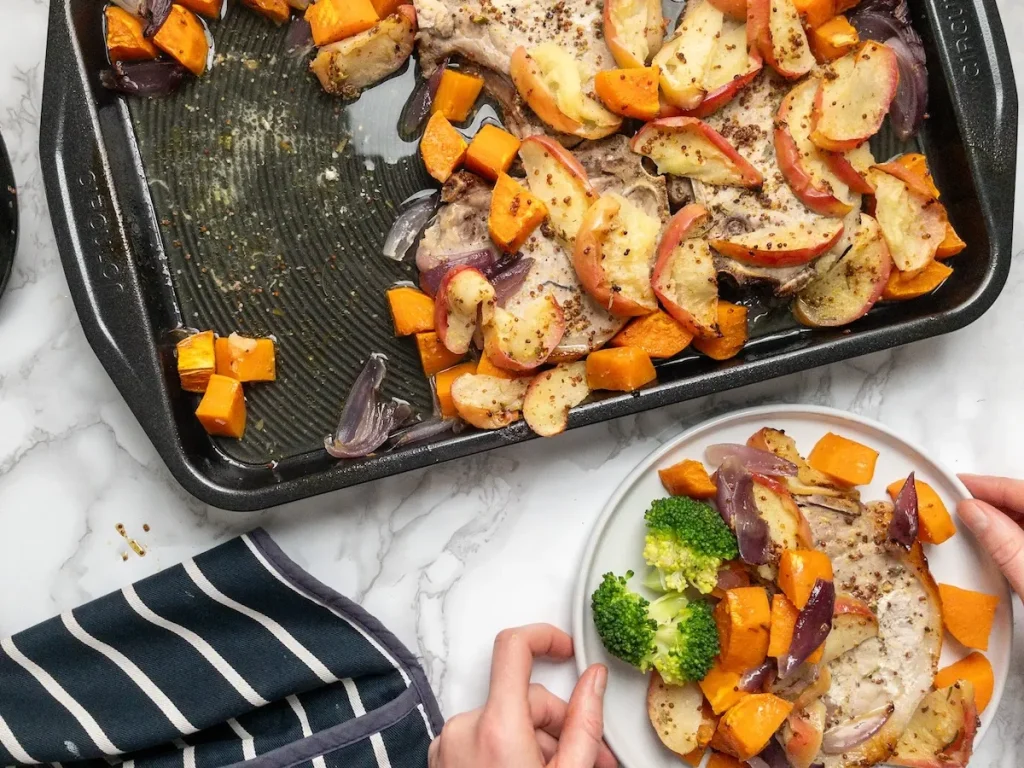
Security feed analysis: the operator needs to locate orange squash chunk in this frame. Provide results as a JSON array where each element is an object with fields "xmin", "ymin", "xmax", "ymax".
[
  {"xmin": 304, "ymin": 0, "xmax": 378, "ymax": 46},
  {"xmin": 808, "ymin": 432, "xmax": 879, "ymax": 486},
  {"xmin": 435, "ymin": 361, "xmax": 478, "ymax": 418},
  {"xmin": 214, "ymin": 334, "xmax": 276, "ymax": 382},
  {"xmin": 387, "ymin": 286, "xmax": 435, "ymax": 336},
  {"xmin": 659, "ymin": 459, "xmax": 717, "ymax": 499},
  {"xmin": 710, "ymin": 693, "xmax": 793, "ymax": 761},
  {"xmin": 415, "ymin": 332, "xmax": 464, "ymax": 376},
  {"xmin": 153, "ymin": 4, "xmax": 210, "ymax": 76},
  {"xmin": 609, "ymin": 310, "xmax": 694, "ymax": 359},
  {"xmin": 595, "ymin": 67, "xmax": 661, "ymax": 121},
  {"xmin": 242, "ymin": 0, "xmax": 291, "ymax": 24},
  {"xmin": 936, "ymin": 222, "xmax": 967, "ymax": 259},
  {"xmin": 585, "ymin": 347, "xmax": 657, "ymax": 392},
  {"xmin": 939, "ymin": 584, "xmax": 999, "ymax": 651},
  {"xmin": 778, "ymin": 550, "xmax": 833, "ymax": 610},
  {"xmin": 178, "ymin": 0, "xmax": 224, "ymax": 18},
  {"xmin": 465, "ymin": 125, "xmax": 522, "ymax": 181},
  {"xmin": 105, "ymin": 6, "xmax": 159, "ymax": 62},
  {"xmin": 886, "ymin": 477, "xmax": 956, "ymax": 544},
  {"xmin": 432, "ymin": 70, "xmax": 485, "ymax": 123},
  {"xmin": 707, "ymin": 753, "xmax": 747, "ymax": 768},
  {"xmin": 370, "ymin": 0, "xmax": 403, "ymax": 17},
  {"xmin": 692, "ymin": 302, "xmax": 748, "ymax": 361},
  {"xmin": 699, "ymin": 659, "xmax": 748, "ymax": 715},
  {"xmin": 793, "ymin": 0, "xmax": 835, "ymax": 28},
  {"xmin": 195, "ymin": 374, "xmax": 246, "ymax": 438},
  {"xmin": 489, "ymin": 173, "xmax": 548, "ymax": 253},
  {"xmin": 421, "ymin": 112, "xmax": 468, "ymax": 184},
  {"xmin": 177, "ymin": 330, "xmax": 216, "ymax": 393},
  {"xmin": 935, "ymin": 652, "xmax": 994, "ymax": 712},
  {"xmin": 714, "ymin": 587, "xmax": 771, "ymax": 674},
  {"xmin": 811, "ymin": 15, "xmax": 859, "ymax": 61},
  {"xmin": 883, "ymin": 261, "xmax": 954, "ymax": 301}
]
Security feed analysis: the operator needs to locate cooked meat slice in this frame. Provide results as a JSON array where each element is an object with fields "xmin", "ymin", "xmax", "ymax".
[
  {"xmin": 574, "ymin": 136, "xmax": 671, "ymax": 223},
  {"xmin": 800, "ymin": 500, "xmax": 943, "ymax": 768},
  {"xmin": 454, "ymin": 62, "xmax": 552, "ymax": 140}
]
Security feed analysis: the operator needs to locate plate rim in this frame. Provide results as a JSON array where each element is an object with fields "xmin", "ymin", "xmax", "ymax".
[{"xmin": 571, "ymin": 403, "xmax": 1013, "ymax": 763}]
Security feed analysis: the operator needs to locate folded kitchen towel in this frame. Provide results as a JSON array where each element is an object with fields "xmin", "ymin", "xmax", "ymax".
[{"xmin": 0, "ymin": 529, "xmax": 443, "ymax": 767}]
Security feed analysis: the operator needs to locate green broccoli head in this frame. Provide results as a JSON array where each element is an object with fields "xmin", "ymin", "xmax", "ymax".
[
  {"xmin": 591, "ymin": 572, "xmax": 720, "ymax": 684},
  {"xmin": 643, "ymin": 496, "xmax": 739, "ymax": 594}
]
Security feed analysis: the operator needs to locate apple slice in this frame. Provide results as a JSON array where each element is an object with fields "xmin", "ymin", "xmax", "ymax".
[
  {"xmin": 821, "ymin": 595, "xmax": 880, "ymax": 664},
  {"xmin": 652, "ymin": 204, "xmax": 719, "ymax": 337},
  {"xmin": 482, "ymin": 295, "xmax": 566, "ymax": 373},
  {"xmin": 780, "ymin": 700, "xmax": 826, "ymax": 768},
  {"xmin": 752, "ymin": 473, "xmax": 814, "ymax": 581},
  {"xmin": 793, "ymin": 213, "xmax": 892, "ymax": 327},
  {"xmin": 810, "ymin": 42, "xmax": 900, "ymax": 152},
  {"xmin": 683, "ymin": 19, "xmax": 763, "ymax": 118},
  {"xmin": 573, "ymin": 193, "xmax": 662, "ymax": 316},
  {"xmin": 709, "ymin": 0, "xmax": 748, "ymax": 20},
  {"xmin": 653, "ymin": 0, "xmax": 725, "ymax": 109},
  {"xmin": 522, "ymin": 362, "xmax": 590, "ymax": 437},
  {"xmin": 604, "ymin": 0, "xmax": 665, "ymax": 69},
  {"xmin": 776, "ymin": 79, "xmax": 856, "ymax": 217},
  {"xmin": 519, "ymin": 136, "xmax": 597, "ymax": 243},
  {"xmin": 890, "ymin": 682, "xmax": 978, "ymax": 768},
  {"xmin": 824, "ymin": 143, "xmax": 877, "ymax": 195},
  {"xmin": 647, "ymin": 674, "xmax": 705, "ymax": 756},
  {"xmin": 434, "ymin": 267, "xmax": 496, "ymax": 354},
  {"xmin": 748, "ymin": 0, "xmax": 816, "ymax": 79},
  {"xmin": 866, "ymin": 168, "xmax": 947, "ymax": 276},
  {"xmin": 711, "ymin": 219, "xmax": 844, "ymax": 268},
  {"xmin": 450, "ymin": 374, "xmax": 531, "ymax": 430},
  {"xmin": 631, "ymin": 117, "xmax": 762, "ymax": 187},
  {"xmin": 510, "ymin": 45, "xmax": 622, "ymax": 140}
]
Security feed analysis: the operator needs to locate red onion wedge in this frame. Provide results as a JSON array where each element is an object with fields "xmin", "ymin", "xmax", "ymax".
[
  {"xmin": 383, "ymin": 192, "xmax": 440, "ymax": 262},
  {"xmin": 706, "ymin": 444, "xmax": 798, "ymax": 477},
  {"xmin": 387, "ymin": 418, "xmax": 461, "ymax": 449},
  {"xmin": 100, "ymin": 61, "xmax": 188, "ymax": 97},
  {"xmin": 778, "ymin": 579, "xmax": 835, "ymax": 678},
  {"xmin": 325, "ymin": 354, "xmax": 415, "ymax": 459},
  {"xmin": 489, "ymin": 256, "xmax": 533, "ymax": 305},
  {"xmin": 399, "ymin": 58, "xmax": 449, "ymax": 139},
  {"xmin": 715, "ymin": 562, "xmax": 750, "ymax": 592},
  {"xmin": 738, "ymin": 660, "xmax": 775, "ymax": 693},
  {"xmin": 285, "ymin": 17, "xmax": 314, "ymax": 58},
  {"xmin": 754, "ymin": 739, "xmax": 793, "ymax": 768},
  {"xmin": 419, "ymin": 248, "xmax": 498, "ymax": 296},
  {"xmin": 715, "ymin": 457, "xmax": 769, "ymax": 564},
  {"xmin": 142, "ymin": 0, "xmax": 173, "ymax": 36},
  {"xmin": 821, "ymin": 703, "xmax": 894, "ymax": 754},
  {"xmin": 888, "ymin": 471, "xmax": 919, "ymax": 549}
]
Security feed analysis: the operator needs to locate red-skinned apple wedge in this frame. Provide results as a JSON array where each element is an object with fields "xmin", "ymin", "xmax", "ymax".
[
  {"xmin": 683, "ymin": 33, "xmax": 763, "ymax": 118},
  {"xmin": 434, "ymin": 267, "xmax": 496, "ymax": 354},
  {"xmin": 573, "ymin": 193, "xmax": 661, "ymax": 316},
  {"xmin": 653, "ymin": 0, "xmax": 725, "ymax": 109},
  {"xmin": 822, "ymin": 595, "xmax": 880, "ymax": 664},
  {"xmin": 866, "ymin": 168, "xmax": 947, "ymax": 276},
  {"xmin": 874, "ymin": 159, "xmax": 941, "ymax": 200},
  {"xmin": 890, "ymin": 682, "xmax": 979, "ymax": 768},
  {"xmin": 631, "ymin": 117, "xmax": 763, "ymax": 187},
  {"xmin": 709, "ymin": 0, "xmax": 749, "ymax": 20},
  {"xmin": 752, "ymin": 473, "xmax": 816, "ymax": 576},
  {"xmin": 711, "ymin": 219, "xmax": 844, "ymax": 268},
  {"xmin": 519, "ymin": 136, "xmax": 597, "ymax": 243},
  {"xmin": 450, "ymin": 374, "xmax": 531, "ymax": 430},
  {"xmin": 482, "ymin": 296, "xmax": 566, "ymax": 372},
  {"xmin": 647, "ymin": 674, "xmax": 706, "ymax": 756},
  {"xmin": 793, "ymin": 213, "xmax": 892, "ymax": 327},
  {"xmin": 748, "ymin": 0, "xmax": 816, "ymax": 79},
  {"xmin": 824, "ymin": 144, "xmax": 877, "ymax": 195},
  {"xmin": 604, "ymin": 0, "xmax": 665, "ymax": 69},
  {"xmin": 522, "ymin": 362, "xmax": 590, "ymax": 437},
  {"xmin": 779, "ymin": 700, "xmax": 826, "ymax": 768},
  {"xmin": 652, "ymin": 204, "xmax": 720, "ymax": 338},
  {"xmin": 810, "ymin": 42, "xmax": 900, "ymax": 152}
]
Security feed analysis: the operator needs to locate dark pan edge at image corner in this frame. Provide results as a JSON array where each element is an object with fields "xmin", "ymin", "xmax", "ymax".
[{"xmin": 37, "ymin": 0, "xmax": 1017, "ymax": 511}]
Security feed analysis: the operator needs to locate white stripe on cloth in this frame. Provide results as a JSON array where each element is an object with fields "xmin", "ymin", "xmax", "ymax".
[
  {"xmin": 0, "ymin": 710, "xmax": 36, "ymax": 764},
  {"xmin": 61, "ymin": 612, "xmax": 198, "ymax": 736},
  {"xmin": 239, "ymin": 536, "xmax": 414, "ymax": 692},
  {"xmin": 341, "ymin": 679, "xmax": 392, "ymax": 768},
  {"xmin": 121, "ymin": 761, "xmax": 134, "ymax": 768},
  {"xmin": 121, "ymin": 585, "xmax": 268, "ymax": 708},
  {"xmin": 181, "ymin": 746, "xmax": 195, "ymax": 768},
  {"xmin": 226, "ymin": 719, "xmax": 256, "ymax": 761},
  {"xmin": 182, "ymin": 560, "xmax": 337, "ymax": 685},
  {"xmin": 0, "ymin": 637, "xmax": 121, "ymax": 756},
  {"xmin": 285, "ymin": 697, "xmax": 326, "ymax": 768}
]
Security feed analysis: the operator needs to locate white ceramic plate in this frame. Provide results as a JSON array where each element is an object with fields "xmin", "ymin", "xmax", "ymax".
[{"xmin": 572, "ymin": 405, "xmax": 1012, "ymax": 768}]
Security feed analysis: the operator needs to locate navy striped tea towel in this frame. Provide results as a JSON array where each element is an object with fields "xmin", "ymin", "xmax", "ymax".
[{"xmin": 0, "ymin": 529, "xmax": 443, "ymax": 768}]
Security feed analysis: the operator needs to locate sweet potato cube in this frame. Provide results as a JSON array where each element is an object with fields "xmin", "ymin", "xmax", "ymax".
[
  {"xmin": 714, "ymin": 587, "xmax": 771, "ymax": 673},
  {"xmin": 178, "ymin": 0, "xmax": 225, "ymax": 18},
  {"xmin": 707, "ymin": 753, "xmax": 747, "ymax": 768},
  {"xmin": 489, "ymin": 173, "xmax": 548, "ymax": 253},
  {"xmin": 214, "ymin": 334, "xmax": 276, "ymax": 382},
  {"xmin": 242, "ymin": 0, "xmax": 291, "ymax": 25},
  {"xmin": 938, "ymin": 584, "xmax": 999, "ymax": 651},
  {"xmin": 882, "ymin": 261, "xmax": 954, "ymax": 301},
  {"xmin": 387, "ymin": 286, "xmax": 436, "ymax": 336},
  {"xmin": 105, "ymin": 6, "xmax": 159, "ymax": 62},
  {"xmin": 794, "ymin": 0, "xmax": 836, "ymax": 28},
  {"xmin": 659, "ymin": 459, "xmax": 717, "ymax": 499},
  {"xmin": 304, "ymin": 0, "xmax": 378, "ymax": 46},
  {"xmin": 465, "ymin": 125, "xmax": 522, "ymax": 181},
  {"xmin": 594, "ymin": 67, "xmax": 661, "ymax": 121},
  {"xmin": 886, "ymin": 477, "xmax": 956, "ymax": 544},
  {"xmin": 692, "ymin": 302, "xmax": 748, "ymax": 361},
  {"xmin": 421, "ymin": 112, "xmax": 468, "ymax": 184},
  {"xmin": 935, "ymin": 652, "xmax": 994, "ymax": 712},
  {"xmin": 811, "ymin": 15, "xmax": 859, "ymax": 61},
  {"xmin": 370, "ymin": 0, "xmax": 403, "ymax": 17},
  {"xmin": 609, "ymin": 310, "xmax": 694, "ymax": 359},
  {"xmin": 710, "ymin": 693, "xmax": 794, "ymax": 761},
  {"xmin": 768, "ymin": 593, "xmax": 824, "ymax": 663},
  {"xmin": 177, "ymin": 330, "xmax": 216, "ymax": 393},
  {"xmin": 415, "ymin": 332, "xmax": 464, "ymax": 376},
  {"xmin": 432, "ymin": 70, "xmax": 485, "ymax": 123},
  {"xmin": 435, "ymin": 361, "xmax": 478, "ymax": 418},
  {"xmin": 153, "ymin": 4, "xmax": 210, "ymax": 77},
  {"xmin": 585, "ymin": 347, "xmax": 657, "ymax": 392},
  {"xmin": 895, "ymin": 153, "xmax": 941, "ymax": 198},
  {"xmin": 699, "ymin": 659, "xmax": 749, "ymax": 715},
  {"xmin": 808, "ymin": 432, "xmax": 879, "ymax": 486},
  {"xmin": 778, "ymin": 550, "xmax": 834, "ymax": 610},
  {"xmin": 936, "ymin": 222, "xmax": 967, "ymax": 259},
  {"xmin": 195, "ymin": 374, "xmax": 246, "ymax": 439}
]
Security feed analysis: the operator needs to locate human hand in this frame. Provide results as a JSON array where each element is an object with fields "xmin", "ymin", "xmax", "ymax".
[
  {"xmin": 958, "ymin": 474, "xmax": 1024, "ymax": 598},
  {"xmin": 428, "ymin": 624, "xmax": 617, "ymax": 768}
]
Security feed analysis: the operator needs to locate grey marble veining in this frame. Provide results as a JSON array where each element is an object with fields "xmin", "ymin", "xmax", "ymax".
[{"xmin": 1, "ymin": 1, "xmax": 1023, "ymax": 764}]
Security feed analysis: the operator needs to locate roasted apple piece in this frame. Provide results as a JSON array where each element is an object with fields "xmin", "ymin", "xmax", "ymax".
[
  {"xmin": 522, "ymin": 362, "xmax": 590, "ymax": 437},
  {"xmin": 711, "ymin": 219, "xmax": 844, "ymax": 268},
  {"xmin": 604, "ymin": 0, "xmax": 665, "ymax": 69},
  {"xmin": 510, "ymin": 44, "xmax": 622, "ymax": 140},
  {"xmin": 647, "ymin": 674, "xmax": 706, "ymax": 756},
  {"xmin": 434, "ymin": 267, "xmax": 496, "ymax": 354},
  {"xmin": 518, "ymin": 136, "xmax": 597, "ymax": 243},
  {"xmin": 451, "ymin": 374, "xmax": 530, "ymax": 430},
  {"xmin": 866, "ymin": 168, "xmax": 947, "ymax": 276},
  {"xmin": 890, "ymin": 682, "xmax": 979, "ymax": 768},
  {"xmin": 685, "ymin": 19, "xmax": 764, "ymax": 117},
  {"xmin": 709, "ymin": 0, "xmax": 749, "ymax": 20},
  {"xmin": 752, "ymin": 474, "xmax": 814, "ymax": 579},
  {"xmin": 824, "ymin": 143, "xmax": 877, "ymax": 195},
  {"xmin": 311, "ymin": 6, "xmax": 417, "ymax": 98},
  {"xmin": 573, "ymin": 193, "xmax": 662, "ymax": 316},
  {"xmin": 653, "ymin": 0, "xmax": 725, "ymax": 109},
  {"xmin": 779, "ymin": 700, "xmax": 826, "ymax": 768},
  {"xmin": 482, "ymin": 296, "xmax": 566, "ymax": 373},
  {"xmin": 822, "ymin": 595, "xmax": 880, "ymax": 664},
  {"xmin": 631, "ymin": 118, "xmax": 762, "ymax": 187},
  {"xmin": 652, "ymin": 204, "xmax": 719, "ymax": 337},
  {"xmin": 810, "ymin": 42, "xmax": 900, "ymax": 152},
  {"xmin": 747, "ymin": 0, "xmax": 816, "ymax": 79},
  {"xmin": 776, "ymin": 79, "xmax": 856, "ymax": 217},
  {"xmin": 793, "ymin": 213, "xmax": 892, "ymax": 326}
]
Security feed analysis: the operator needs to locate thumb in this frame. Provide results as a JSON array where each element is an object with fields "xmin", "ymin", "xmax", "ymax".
[
  {"xmin": 959, "ymin": 499, "xmax": 1024, "ymax": 598},
  {"xmin": 552, "ymin": 665, "xmax": 610, "ymax": 768}
]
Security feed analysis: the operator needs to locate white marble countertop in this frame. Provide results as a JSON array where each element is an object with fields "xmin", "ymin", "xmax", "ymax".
[{"xmin": 2, "ymin": 0, "xmax": 1023, "ymax": 763}]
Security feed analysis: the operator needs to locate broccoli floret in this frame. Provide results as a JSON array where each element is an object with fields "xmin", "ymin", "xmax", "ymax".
[
  {"xmin": 591, "ymin": 572, "xmax": 720, "ymax": 684},
  {"xmin": 643, "ymin": 496, "xmax": 739, "ymax": 594}
]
